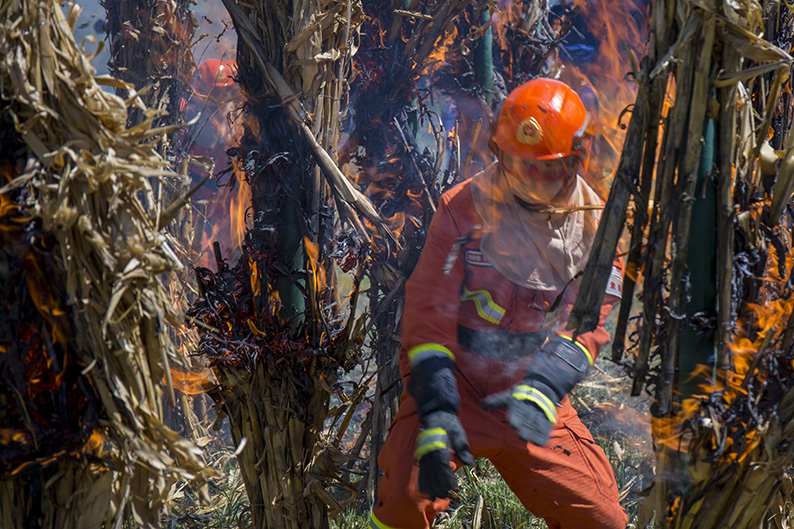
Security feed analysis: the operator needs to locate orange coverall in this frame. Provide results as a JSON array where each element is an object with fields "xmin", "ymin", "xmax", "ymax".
[{"xmin": 370, "ymin": 179, "xmax": 628, "ymax": 529}]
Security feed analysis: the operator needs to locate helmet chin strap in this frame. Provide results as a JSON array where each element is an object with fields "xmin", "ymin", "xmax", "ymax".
[{"xmin": 513, "ymin": 194, "xmax": 549, "ymax": 212}]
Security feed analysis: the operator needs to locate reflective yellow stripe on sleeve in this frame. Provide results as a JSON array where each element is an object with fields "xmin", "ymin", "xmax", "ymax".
[
  {"xmin": 557, "ymin": 334, "xmax": 594, "ymax": 366},
  {"xmin": 460, "ymin": 286, "xmax": 505, "ymax": 324},
  {"xmin": 407, "ymin": 343, "xmax": 454, "ymax": 367}
]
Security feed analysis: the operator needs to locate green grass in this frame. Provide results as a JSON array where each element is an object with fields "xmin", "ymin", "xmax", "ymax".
[
  {"xmin": 160, "ymin": 454, "xmax": 251, "ymax": 529},
  {"xmin": 162, "ymin": 352, "xmax": 652, "ymax": 529},
  {"xmin": 328, "ymin": 459, "xmax": 547, "ymax": 529},
  {"xmin": 438, "ymin": 462, "xmax": 548, "ymax": 529},
  {"xmin": 328, "ymin": 353, "xmax": 653, "ymax": 529}
]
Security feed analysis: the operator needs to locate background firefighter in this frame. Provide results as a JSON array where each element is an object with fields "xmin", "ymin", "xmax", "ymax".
[
  {"xmin": 181, "ymin": 58, "xmax": 240, "ymax": 181},
  {"xmin": 368, "ymin": 79, "xmax": 628, "ymax": 529}
]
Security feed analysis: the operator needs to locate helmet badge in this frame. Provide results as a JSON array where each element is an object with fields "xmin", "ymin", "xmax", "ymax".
[{"xmin": 516, "ymin": 117, "xmax": 543, "ymax": 145}]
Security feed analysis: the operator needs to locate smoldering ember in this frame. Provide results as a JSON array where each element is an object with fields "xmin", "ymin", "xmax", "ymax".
[{"xmin": 3, "ymin": 0, "xmax": 794, "ymax": 528}]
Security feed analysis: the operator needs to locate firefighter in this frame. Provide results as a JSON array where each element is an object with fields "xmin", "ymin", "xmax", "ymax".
[
  {"xmin": 181, "ymin": 58, "xmax": 239, "ymax": 177},
  {"xmin": 369, "ymin": 78, "xmax": 628, "ymax": 529}
]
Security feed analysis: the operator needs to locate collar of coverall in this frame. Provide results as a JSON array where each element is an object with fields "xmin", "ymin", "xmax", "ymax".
[{"xmin": 470, "ymin": 164, "xmax": 602, "ymax": 292}]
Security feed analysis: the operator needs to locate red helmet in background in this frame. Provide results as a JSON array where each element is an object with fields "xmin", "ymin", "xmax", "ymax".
[
  {"xmin": 192, "ymin": 58, "xmax": 237, "ymax": 99},
  {"xmin": 490, "ymin": 78, "xmax": 591, "ymax": 161}
]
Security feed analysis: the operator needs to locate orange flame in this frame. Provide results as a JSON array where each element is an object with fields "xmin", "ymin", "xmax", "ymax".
[
  {"xmin": 559, "ymin": 0, "xmax": 646, "ymax": 197},
  {"xmin": 85, "ymin": 429, "xmax": 106, "ymax": 455},
  {"xmin": 304, "ymin": 236, "xmax": 327, "ymax": 292},
  {"xmin": 230, "ymin": 159, "xmax": 252, "ymax": 249},
  {"xmin": 659, "ymin": 205, "xmax": 794, "ymax": 457},
  {"xmin": 422, "ymin": 25, "xmax": 459, "ymax": 77},
  {"xmin": 168, "ymin": 366, "xmax": 216, "ymax": 395},
  {"xmin": 247, "ymin": 318, "xmax": 266, "ymax": 336},
  {"xmin": 0, "ymin": 193, "xmax": 34, "ymax": 231},
  {"xmin": 249, "ymin": 256, "xmax": 261, "ymax": 297}
]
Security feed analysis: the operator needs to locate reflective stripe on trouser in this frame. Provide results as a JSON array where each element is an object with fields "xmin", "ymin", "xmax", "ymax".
[
  {"xmin": 369, "ymin": 510, "xmax": 402, "ymax": 529},
  {"xmin": 372, "ymin": 372, "xmax": 628, "ymax": 529}
]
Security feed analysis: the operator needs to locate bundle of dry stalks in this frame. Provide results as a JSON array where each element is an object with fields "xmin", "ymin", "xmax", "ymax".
[
  {"xmin": 102, "ymin": 0, "xmax": 215, "ymax": 444},
  {"xmin": 567, "ymin": 0, "xmax": 794, "ymax": 526},
  {"xmin": 183, "ymin": 0, "xmax": 386, "ymax": 527},
  {"xmin": 0, "ymin": 1, "xmax": 211, "ymax": 528}
]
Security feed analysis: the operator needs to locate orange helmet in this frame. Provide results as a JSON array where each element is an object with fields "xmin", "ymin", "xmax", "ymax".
[
  {"xmin": 490, "ymin": 78, "xmax": 591, "ymax": 160},
  {"xmin": 192, "ymin": 59, "xmax": 237, "ymax": 98}
]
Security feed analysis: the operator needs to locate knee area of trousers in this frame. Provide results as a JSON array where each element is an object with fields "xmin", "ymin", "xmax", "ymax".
[
  {"xmin": 581, "ymin": 502, "xmax": 629, "ymax": 529},
  {"xmin": 544, "ymin": 497, "xmax": 627, "ymax": 529}
]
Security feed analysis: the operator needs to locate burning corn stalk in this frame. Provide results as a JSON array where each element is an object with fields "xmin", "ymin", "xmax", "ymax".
[
  {"xmin": 341, "ymin": 0, "xmax": 489, "ymax": 503},
  {"xmin": 184, "ymin": 0, "xmax": 547, "ymax": 521},
  {"xmin": 0, "ymin": 1, "xmax": 212, "ymax": 528},
  {"xmin": 568, "ymin": 0, "xmax": 794, "ymax": 525},
  {"xmin": 102, "ymin": 0, "xmax": 196, "ymax": 128},
  {"xmin": 185, "ymin": 0, "xmax": 379, "ymax": 526}
]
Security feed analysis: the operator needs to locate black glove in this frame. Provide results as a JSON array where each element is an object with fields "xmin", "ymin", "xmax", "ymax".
[
  {"xmin": 414, "ymin": 410, "xmax": 475, "ymax": 500},
  {"xmin": 407, "ymin": 345, "xmax": 473, "ymax": 499},
  {"xmin": 480, "ymin": 335, "xmax": 592, "ymax": 446}
]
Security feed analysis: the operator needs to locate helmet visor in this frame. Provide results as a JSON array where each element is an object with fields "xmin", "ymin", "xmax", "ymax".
[{"xmin": 500, "ymin": 154, "xmax": 577, "ymax": 182}]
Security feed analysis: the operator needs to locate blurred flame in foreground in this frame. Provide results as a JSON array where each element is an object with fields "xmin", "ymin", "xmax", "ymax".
[{"xmin": 169, "ymin": 366, "xmax": 217, "ymax": 396}]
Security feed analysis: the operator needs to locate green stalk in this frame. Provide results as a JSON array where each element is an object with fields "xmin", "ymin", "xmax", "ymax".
[
  {"xmin": 276, "ymin": 179, "xmax": 307, "ymax": 329},
  {"xmin": 473, "ymin": 8, "xmax": 493, "ymax": 105},
  {"xmin": 679, "ymin": 115, "xmax": 717, "ymax": 398}
]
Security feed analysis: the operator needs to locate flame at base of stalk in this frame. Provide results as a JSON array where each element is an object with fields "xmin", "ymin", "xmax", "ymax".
[
  {"xmin": 1, "ymin": 181, "xmax": 105, "ymax": 477},
  {"xmin": 188, "ymin": 234, "xmax": 351, "ymax": 375},
  {"xmin": 643, "ymin": 203, "xmax": 794, "ymax": 526}
]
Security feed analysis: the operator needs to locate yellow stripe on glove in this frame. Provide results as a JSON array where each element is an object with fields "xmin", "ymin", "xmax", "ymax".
[
  {"xmin": 414, "ymin": 427, "xmax": 448, "ymax": 460},
  {"xmin": 512, "ymin": 385, "xmax": 558, "ymax": 424}
]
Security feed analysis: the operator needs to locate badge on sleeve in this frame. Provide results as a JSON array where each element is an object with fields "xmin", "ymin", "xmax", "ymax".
[
  {"xmin": 464, "ymin": 249, "xmax": 493, "ymax": 268},
  {"xmin": 605, "ymin": 265, "xmax": 623, "ymax": 298}
]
